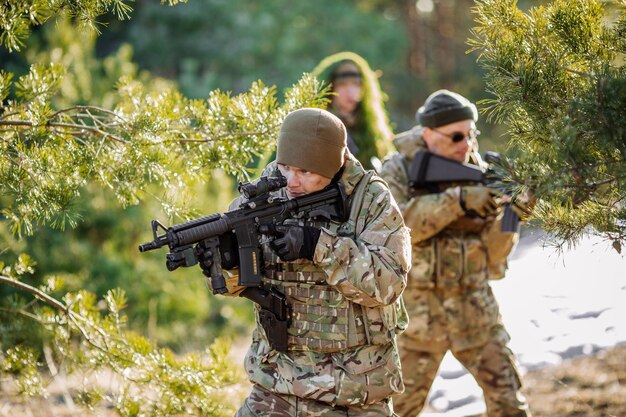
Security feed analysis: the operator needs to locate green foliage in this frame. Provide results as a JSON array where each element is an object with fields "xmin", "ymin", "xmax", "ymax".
[
  {"xmin": 470, "ymin": 0, "xmax": 626, "ymax": 248},
  {"xmin": 0, "ymin": 1, "xmax": 135, "ymax": 52},
  {"xmin": 0, "ymin": 15, "xmax": 257, "ymax": 357},
  {"xmin": 24, "ymin": 16, "xmax": 148, "ymax": 110},
  {"xmin": 2, "ymin": 346, "xmax": 45, "ymax": 397},
  {"xmin": 0, "ymin": 272, "xmax": 247, "ymax": 416},
  {"xmin": 1, "ymin": 62, "xmax": 326, "ymax": 236}
]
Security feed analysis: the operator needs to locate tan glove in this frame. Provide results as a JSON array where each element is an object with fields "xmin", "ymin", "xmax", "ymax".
[
  {"xmin": 206, "ymin": 269, "xmax": 245, "ymax": 297},
  {"xmin": 460, "ymin": 186, "xmax": 500, "ymax": 217},
  {"xmin": 510, "ymin": 190, "xmax": 537, "ymax": 221}
]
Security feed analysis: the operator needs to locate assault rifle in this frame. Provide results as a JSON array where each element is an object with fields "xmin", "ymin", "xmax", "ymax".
[
  {"xmin": 139, "ymin": 173, "xmax": 349, "ymax": 351},
  {"xmin": 408, "ymin": 150, "xmax": 520, "ymax": 232}
]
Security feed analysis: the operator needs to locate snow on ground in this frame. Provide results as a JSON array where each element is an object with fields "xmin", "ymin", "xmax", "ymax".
[{"xmin": 419, "ymin": 228, "xmax": 626, "ymax": 416}]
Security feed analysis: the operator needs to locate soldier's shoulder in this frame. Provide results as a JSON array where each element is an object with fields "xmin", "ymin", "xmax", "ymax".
[
  {"xmin": 260, "ymin": 160, "xmax": 279, "ymax": 176},
  {"xmin": 381, "ymin": 152, "xmax": 407, "ymax": 166},
  {"xmin": 364, "ymin": 173, "xmax": 391, "ymax": 195},
  {"xmin": 380, "ymin": 152, "xmax": 409, "ymax": 178},
  {"xmin": 362, "ymin": 174, "xmax": 403, "ymax": 214},
  {"xmin": 392, "ymin": 125, "xmax": 425, "ymax": 156}
]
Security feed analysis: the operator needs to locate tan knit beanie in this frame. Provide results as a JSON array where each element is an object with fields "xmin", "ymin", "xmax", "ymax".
[{"xmin": 276, "ymin": 108, "xmax": 347, "ymax": 178}]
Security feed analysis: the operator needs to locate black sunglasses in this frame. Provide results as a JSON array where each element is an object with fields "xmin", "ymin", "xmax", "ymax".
[{"xmin": 432, "ymin": 128, "xmax": 480, "ymax": 143}]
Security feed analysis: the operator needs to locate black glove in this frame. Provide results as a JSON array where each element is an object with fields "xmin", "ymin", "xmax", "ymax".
[
  {"xmin": 196, "ymin": 243, "xmax": 215, "ymax": 278},
  {"xmin": 195, "ymin": 243, "xmax": 231, "ymax": 295},
  {"xmin": 268, "ymin": 224, "xmax": 321, "ymax": 262}
]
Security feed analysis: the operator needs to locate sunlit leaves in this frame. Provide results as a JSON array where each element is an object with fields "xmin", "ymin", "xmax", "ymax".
[
  {"xmin": 471, "ymin": 0, "xmax": 626, "ymax": 248},
  {"xmin": 1, "ymin": 346, "xmax": 45, "ymax": 397},
  {"xmin": 1, "ymin": 64, "xmax": 326, "ymax": 235},
  {"xmin": 0, "ymin": 277, "xmax": 246, "ymax": 416},
  {"xmin": 0, "ymin": 1, "xmax": 137, "ymax": 51}
]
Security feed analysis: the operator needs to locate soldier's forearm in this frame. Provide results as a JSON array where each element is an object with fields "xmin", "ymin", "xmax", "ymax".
[
  {"xmin": 402, "ymin": 187, "xmax": 464, "ymax": 242},
  {"xmin": 314, "ymin": 232, "xmax": 406, "ymax": 307}
]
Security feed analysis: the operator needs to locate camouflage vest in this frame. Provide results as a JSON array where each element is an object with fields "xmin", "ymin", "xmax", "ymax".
[
  {"xmin": 260, "ymin": 171, "xmax": 402, "ymax": 353},
  {"xmin": 401, "ymin": 156, "xmax": 491, "ymax": 291}
]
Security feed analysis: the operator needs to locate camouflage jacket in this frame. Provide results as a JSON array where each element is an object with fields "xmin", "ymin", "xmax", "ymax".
[
  {"xmin": 380, "ymin": 127, "xmax": 519, "ymax": 352},
  {"xmin": 221, "ymin": 153, "xmax": 411, "ymax": 407}
]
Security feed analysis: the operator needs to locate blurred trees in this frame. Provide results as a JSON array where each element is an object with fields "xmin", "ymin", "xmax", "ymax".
[{"xmin": 96, "ymin": 0, "xmax": 417, "ymax": 127}]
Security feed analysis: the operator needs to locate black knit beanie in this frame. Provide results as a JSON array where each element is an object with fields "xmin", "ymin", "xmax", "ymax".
[{"xmin": 416, "ymin": 89, "xmax": 478, "ymax": 127}]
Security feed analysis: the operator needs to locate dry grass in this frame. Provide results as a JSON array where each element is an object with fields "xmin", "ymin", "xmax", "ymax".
[
  {"xmin": 522, "ymin": 345, "xmax": 626, "ymax": 417},
  {"xmin": 1, "ymin": 345, "xmax": 625, "ymax": 416}
]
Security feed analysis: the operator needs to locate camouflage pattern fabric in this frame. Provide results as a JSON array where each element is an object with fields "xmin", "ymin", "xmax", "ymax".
[
  {"xmin": 380, "ymin": 130, "xmax": 530, "ymax": 417},
  {"xmin": 220, "ymin": 153, "xmax": 411, "ymax": 411},
  {"xmin": 236, "ymin": 384, "xmax": 397, "ymax": 416},
  {"xmin": 395, "ymin": 326, "xmax": 530, "ymax": 417}
]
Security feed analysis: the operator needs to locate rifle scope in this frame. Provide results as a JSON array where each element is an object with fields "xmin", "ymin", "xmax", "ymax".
[{"xmin": 238, "ymin": 175, "xmax": 287, "ymax": 199}]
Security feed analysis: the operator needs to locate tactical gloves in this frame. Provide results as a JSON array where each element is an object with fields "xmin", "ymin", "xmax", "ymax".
[
  {"xmin": 197, "ymin": 245, "xmax": 215, "ymax": 278},
  {"xmin": 196, "ymin": 243, "xmax": 244, "ymax": 296},
  {"xmin": 459, "ymin": 186, "xmax": 500, "ymax": 217},
  {"xmin": 510, "ymin": 190, "xmax": 537, "ymax": 221},
  {"xmin": 268, "ymin": 224, "xmax": 321, "ymax": 262}
]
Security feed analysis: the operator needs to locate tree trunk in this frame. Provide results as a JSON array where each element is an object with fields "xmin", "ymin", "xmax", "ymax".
[{"xmin": 435, "ymin": 0, "xmax": 457, "ymax": 88}]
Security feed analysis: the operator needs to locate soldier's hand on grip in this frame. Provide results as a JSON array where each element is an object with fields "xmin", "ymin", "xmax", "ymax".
[
  {"xmin": 510, "ymin": 190, "xmax": 537, "ymax": 221},
  {"xmin": 196, "ymin": 244, "xmax": 215, "ymax": 278},
  {"xmin": 460, "ymin": 186, "xmax": 500, "ymax": 217},
  {"xmin": 267, "ymin": 224, "xmax": 321, "ymax": 262}
]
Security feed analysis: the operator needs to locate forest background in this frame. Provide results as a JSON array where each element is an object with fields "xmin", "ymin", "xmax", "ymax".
[
  {"xmin": 1, "ymin": 0, "xmax": 624, "ymax": 416},
  {"xmin": 1, "ymin": 0, "xmax": 515, "ymax": 353}
]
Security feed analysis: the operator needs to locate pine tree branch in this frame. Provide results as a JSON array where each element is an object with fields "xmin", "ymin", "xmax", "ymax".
[
  {"xmin": 48, "ymin": 105, "xmax": 125, "ymax": 122},
  {"xmin": 0, "ymin": 275, "xmax": 68, "ymax": 312},
  {"xmin": 0, "ymin": 120, "xmax": 128, "ymax": 144},
  {"xmin": 0, "ymin": 111, "xmax": 20, "ymax": 121},
  {"xmin": 0, "ymin": 276, "xmax": 109, "ymax": 351},
  {"xmin": 564, "ymin": 67, "xmax": 595, "ymax": 78},
  {"xmin": 164, "ymin": 129, "xmax": 275, "ymax": 143},
  {"xmin": 0, "ymin": 275, "xmax": 149, "ymax": 381},
  {"xmin": 0, "ymin": 305, "xmax": 43, "ymax": 322}
]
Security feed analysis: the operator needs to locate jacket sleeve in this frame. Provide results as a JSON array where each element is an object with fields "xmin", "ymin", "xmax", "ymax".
[
  {"xmin": 313, "ymin": 181, "xmax": 410, "ymax": 308},
  {"xmin": 380, "ymin": 154, "xmax": 465, "ymax": 243}
]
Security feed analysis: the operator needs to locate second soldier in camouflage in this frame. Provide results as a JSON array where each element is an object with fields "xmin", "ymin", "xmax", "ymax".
[{"xmin": 381, "ymin": 90, "xmax": 531, "ymax": 417}]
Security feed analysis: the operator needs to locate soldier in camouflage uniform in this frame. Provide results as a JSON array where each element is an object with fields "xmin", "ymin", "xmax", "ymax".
[
  {"xmin": 200, "ymin": 108, "xmax": 411, "ymax": 416},
  {"xmin": 380, "ymin": 90, "xmax": 532, "ymax": 417}
]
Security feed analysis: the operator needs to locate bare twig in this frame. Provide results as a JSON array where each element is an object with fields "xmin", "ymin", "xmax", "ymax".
[
  {"xmin": 564, "ymin": 67, "xmax": 595, "ymax": 78},
  {"xmin": 48, "ymin": 105, "xmax": 126, "ymax": 123},
  {"xmin": 0, "ymin": 111, "xmax": 20, "ymax": 120},
  {"xmin": 0, "ymin": 275, "xmax": 67, "ymax": 312}
]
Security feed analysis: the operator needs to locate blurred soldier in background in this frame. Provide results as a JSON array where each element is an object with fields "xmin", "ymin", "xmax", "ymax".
[
  {"xmin": 201, "ymin": 108, "xmax": 410, "ymax": 416},
  {"xmin": 380, "ymin": 90, "xmax": 533, "ymax": 417},
  {"xmin": 313, "ymin": 52, "xmax": 394, "ymax": 171}
]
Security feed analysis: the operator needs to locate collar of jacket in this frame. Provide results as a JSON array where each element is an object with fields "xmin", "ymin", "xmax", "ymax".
[
  {"xmin": 393, "ymin": 125, "xmax": 426, "ymax": 160},
  {"xmin": 337, "ymin": 150, "xmax": 367, "ymax": 196}
]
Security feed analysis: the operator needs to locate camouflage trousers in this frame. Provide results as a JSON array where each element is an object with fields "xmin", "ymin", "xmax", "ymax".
[
  {"xmin": 236, "ymin": 384, "xmax": 398, "ymax": 417},
  {"xmin": 393, "ymin": 332, "xmax": 531, "ymax": 417}
]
